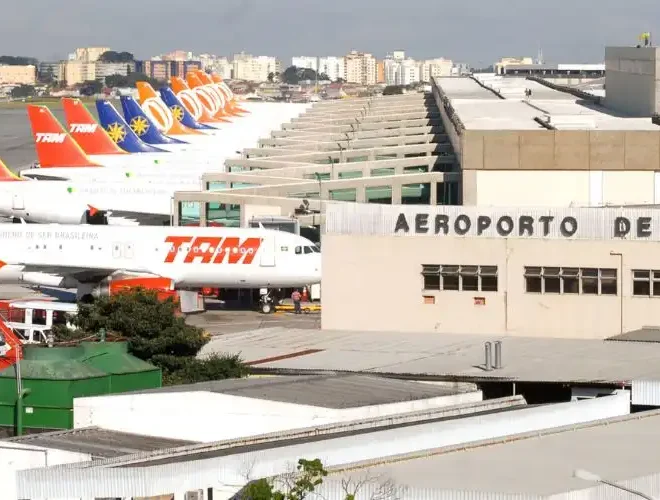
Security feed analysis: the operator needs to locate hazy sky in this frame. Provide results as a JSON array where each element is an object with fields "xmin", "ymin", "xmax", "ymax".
[{"xmin": 4, "ymin": 0, "xmax": 659, "ymax": 66}]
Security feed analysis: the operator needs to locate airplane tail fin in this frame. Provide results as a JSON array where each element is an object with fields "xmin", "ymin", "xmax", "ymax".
[
  {"xmin": 171, "ymin": 76, "xmax": 226, "ymax": 124},
  {"xmin": 62, "ymin": 98, "xmax": 127, "ymax": 156},
  {"xmin": 160, "ymin": 85, "xmax": 216, "ymax": 129},
  {"xmin": 0, "ymin": 158, "xmax": 22, "ymax": 181},
  {"xmin": 210, "ymin": 72, "xmax": 249, "ymax": 114},
  {"xmin": 95, "ymin": 100, "xmax": 168, "ymax": 153},
  {"xmin": 136, "ymin": 82, "xmax": 204, "ymax": 136},
  {"xmin": 185, "ymin": 72, "xmax": 230, "ymax": 122},
  {"xmin": 120, "ymin": 95, "xmax": 189, "ymax": 145},
  {"xmin": 194, "ymin": 70, "xmax": 238, "ymax": 119},
  {"xmin": 27, "ymin": 105, "xmax": 102, "ymax": 168}
]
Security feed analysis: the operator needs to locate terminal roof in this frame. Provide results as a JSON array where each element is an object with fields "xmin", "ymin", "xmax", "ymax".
[
  {"xmin": 127, "ymin": 373, "xmax": 465, "ymax": 408},
  {"xmin": 328, "ymin": 411, "xmax": 660, "ymax": 496},
  {"xmin": 436, "ymin": 76, "xmax": 658, "ymax": 131},
  {"xmin": 5, "ymin": 427, "xmax": 196, "ymax": 458},
  {"xmin": 199, "ymin": 327, "xmax": 660, "ymax": 384}
]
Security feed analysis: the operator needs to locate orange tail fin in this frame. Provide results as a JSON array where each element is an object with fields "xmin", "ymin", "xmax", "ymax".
[
  {"xmin": 194, "ymin": 70, "xmax": 238, "ymax": 119},
  {"xmin": 186, "ymin": 72, "xmax": 228, "ymax": 120},
  {"xmin": 170, "ymin": 76, "xmax": 225, "ymax": 123},
  {"xmin": 0, "ymin": 158, "xmax": 22, "ymax": 181},
  {"xmin": 209, "ymin": 72, "xmax": 249, "ymax": 115},
  {"xmin": 136, "ymin": 82, "xmax": 203, "ymax": 136},
  {"xmin": 62, "ymin": 98, "xmax": 126, "ymax": 156},
  {"xmin": 27, "ymin": 105, "xmax": 102, "ymax": 168}
]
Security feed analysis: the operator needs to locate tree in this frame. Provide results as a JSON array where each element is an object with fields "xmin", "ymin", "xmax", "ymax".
[
  {"xmin": 98, "ymin": 50, "xmax": 135, "ymax": 63},
  {"xmin": 52, "ymin": 289, "xmax": 248, "ymax": 385},
  {"xmin": 78, "ymin": 79, "xmax": 103, "ymax": 96},
  {"xmin": 382, "ymin": 85, "xmax": 404, "ymax": 96},
  {"xmin": 238, "ymin": 458, "xmax": 402, "ymax": 500},
  {"xmin": 105, "ymin": 74, "xmax": 129, "ymax": 88},
  {"xmin": 10, "ymin": 85, "xmax": 35, "ymax": 99},
  {"xmin": 0, "ymin": 55, "xmax": 38, "ymax": 66},
  {"xmin": 280, "ymin": 66, "xmax": 321, "ymax": 85},
  {"xmin": 267, "ymin": 72, "xmax": 275, "ymax": 83}
]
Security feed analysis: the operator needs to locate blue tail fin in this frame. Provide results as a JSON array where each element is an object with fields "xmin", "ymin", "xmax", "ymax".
[
  {"xmin": 120, "ymin": 96, "xmax": 188, "ymax": 145},
  {"xmin": 159, "ymin": 87, "xmax": 216, "ymax": 130},
  {"xmin": 95, "ymin": 100, "xmax": 168, "ymax": 154}
]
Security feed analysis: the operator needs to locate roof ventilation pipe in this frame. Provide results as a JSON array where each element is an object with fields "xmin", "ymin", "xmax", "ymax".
[
  {"xmin": 494, "ymin": 340, "xmax": 503, "ymax": 369},
  {"xmin": 484, "ymin": 342, "xmax": 493, "ymax": 371}
]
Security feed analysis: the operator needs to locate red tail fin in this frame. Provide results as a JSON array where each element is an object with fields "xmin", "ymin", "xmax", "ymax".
[
  {"xmin": 62, "ymin": 98, "xmax": 127, "ymax": 156},
  {"xmin": 0, "ymin": 158, "xmax": 22, "ymax": 181},
  {"xmin": 27, "ymin": 105, "xmax": 102, "ymax": 168}
]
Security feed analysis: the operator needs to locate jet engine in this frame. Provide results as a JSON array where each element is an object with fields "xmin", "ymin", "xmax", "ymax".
[
  {"xmin": 78, "ymin": 277, "xmax": 176, "ymax": 300},
  {"xmin": 8, "ymin": 205, "xmax": 108, "ymax": 225}
]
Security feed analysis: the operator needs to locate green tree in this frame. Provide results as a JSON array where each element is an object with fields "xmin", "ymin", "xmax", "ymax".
[
  {"xmin": 98, "ymin": 50, "xmax": 135, "ymax": 63},
  {"xmin": 241, "ymin": 458, "xmax": 328, "ymax": 500},
  {"xmin": 78, "ymin": 79, "xmax": 103, "ymax": 95},
  {"xmin": 52, "ymin": 289, "xmax": 248, "ymax": 385},
  {"xmin": 281, "ymin": 66, "xmax": 321, "ymax": 85},
  {"xmin": 267, "ymin": 72, "xmax": 275, "ymax": 83},
  {"xmin": 0, "ymin": 56, "xmax": 38, "ymax": 66},
  {"xmin": 382, "ymin": 85, "xmax": 404, "ymax": 96},
  {"xmin": 10, "ymin": 85, "xmax": 35, "ymax": 98},
  {"xmin": 105, "ymin": 74, "xmax": 129, "ymax": 88}
]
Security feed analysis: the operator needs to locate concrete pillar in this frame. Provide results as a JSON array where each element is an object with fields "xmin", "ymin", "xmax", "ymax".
[
  {"xmin": 430, "ymin": 181, "xmax": 438, "ymax": 205},
  {"xmin": 199, "ymin": 202, "xmax": 208, "ymax": 227},
  {"xmin": 172, "ymin": 200, "xmax": 180, "ymax": 226},
  {"xmin": 392, "ymin": 184, "xmax": 402, "ymax": 204}
]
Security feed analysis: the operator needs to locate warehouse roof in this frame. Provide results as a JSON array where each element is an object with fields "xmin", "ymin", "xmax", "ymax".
[
  {"xmin": 327, "ymin": 410, "xmax": 660, "ymax": 496},
  {"xmin": 127, "ymin": 373, "xmax": 469, "ymax": 408},
  {"xmin": 435, "ymin": 76, "xmax": 658, "ymax": 131},
  {"xmin": 199, "ymin": 327, "xmax": 660, "ymax": 384},
  {"xmin": 5, "ymin": 427, "xmax": 197, "ymax": 458}
]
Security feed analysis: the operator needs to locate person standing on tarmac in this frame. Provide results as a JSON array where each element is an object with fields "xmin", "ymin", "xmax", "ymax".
[{"xmin": 291, "ymin": 289, "xmax": 302, "ymax": 314}]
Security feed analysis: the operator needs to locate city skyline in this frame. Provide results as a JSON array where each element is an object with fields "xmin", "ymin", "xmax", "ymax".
[{"xmin": 3, "ymin": 0, "xmax": 657, "ymax": 66}]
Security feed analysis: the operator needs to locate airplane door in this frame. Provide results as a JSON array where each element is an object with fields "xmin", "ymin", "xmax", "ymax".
[
  {"xmin": 259, "ymin": 236, "xmax": 276, "ymax": 267},
  {"xmin": 124, "ymin": 243, "xmax": 134, "ymax": 259},
  {"xmin": 112, "ymin": 243, "xmax": 121, "ymax": 259},
  {"xmin": 12, "ymin": 195, "xmax": 24, "ymax": 210}
]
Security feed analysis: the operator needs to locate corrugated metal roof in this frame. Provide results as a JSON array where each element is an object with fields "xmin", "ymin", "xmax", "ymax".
[
  {"xmin": 198, "ymin": 327, "xmax": 660, "ymax": 384},
  {"xmin": 327, "ymin": 410, "xmax": 660, "ymax": 497},
  {"xmin": 126, "ymin": 373, "xmax": 468, "ymax": 408},
  {"xmin": 4, "ymin": 427, "xmax": 197, "ymax": 458}
]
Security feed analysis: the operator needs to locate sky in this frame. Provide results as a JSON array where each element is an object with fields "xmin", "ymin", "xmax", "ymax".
[{"xmin": 3, "ymin": 0, "xmax": 660, "ymax": 67}]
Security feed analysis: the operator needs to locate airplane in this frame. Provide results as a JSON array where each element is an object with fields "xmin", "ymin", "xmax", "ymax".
[
  {"xmin": 20, "ymin": 104, "xmax": 220, "ymax": 182},
  {"xmin": 160, "ymin": 84, "xmax": 223, "ymax": 130},
  {"xmin": 0, "ymin": 157, "xmax": 199, "ymax": 225},
  {"xmin": 171, "ymin": 76, "xmax": 229, "ymax": 125},
  {"xmin": 0, "ymin": 224, "xmax": 322, "ymax": 305},
  {"xmin": 209, "ymin": 72, "xmax": 250, "ymax": 114}
]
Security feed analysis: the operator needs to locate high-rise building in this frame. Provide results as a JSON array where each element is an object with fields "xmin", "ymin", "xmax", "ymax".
[
  {"xmin": 95, "ymin": 62, "xmax": 136, "ymax": 82},
  {"xmin": 74, "ymin": 47, "xmax": 111, "ymax": 63},
  {"xmin": 344, "ymin": 51, "xmax": 376, "ymax": 85},
  {"xmin": 232, "ymin": 53, "xmax": 280, "ymax": 82},
  {"xmin": 319, "ymin": 57, "xmax": 346, "ymax": 82},
  {"xmin": 384, "ymin": 52, "xmax": 422, "ymax": 86},
  {"xmin": 419, "ymin": 58, "xmax": 453, "ymax": 82},
  {"xmin": 291, "ymin": 56, "xmax": 318, "ymax": 71},
  {"xmin": 64, "ymin": 61, "xmax": 96, "ymax": 85}
]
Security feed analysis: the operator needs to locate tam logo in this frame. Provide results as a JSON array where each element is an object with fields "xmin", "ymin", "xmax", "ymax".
[
  {"xmin": 35, "ymin": 133, "xmax": 66, "ymax": 143},
  {"xmin": 70, "ymin": 123, "xmax": 98, "ymax": 133},
  {"xmin": 164, "ymin": 236, "xmax": 261, "ymax": 265}
]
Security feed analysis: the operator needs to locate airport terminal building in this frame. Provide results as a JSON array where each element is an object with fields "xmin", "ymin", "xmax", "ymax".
[{"xmin": 322, "ymin": 203, "xmax": 660, "ymax": 339}]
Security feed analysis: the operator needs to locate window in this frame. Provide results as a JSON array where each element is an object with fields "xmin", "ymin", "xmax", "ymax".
[
  {"xmin": 524, "ymin": 266, "xmax": 617, "ymax": 295},
  {"xmin": 303, "ymin": 246, "xmax": 314, "ymax": 254},
  {"xmin": 295, "ymin": 246, "xmax": 302, "ymax": 255},
  {"xmin": 422, "ymin": 265, "xmax": 498, "ymax": 292},
  {"xmin": 632, "ymin": 269, "xmax": 660, "ymax": 297}
]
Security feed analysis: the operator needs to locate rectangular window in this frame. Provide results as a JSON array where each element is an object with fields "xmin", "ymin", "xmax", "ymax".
[
  {"xmin": 525, "ymin": 266, "xmax": 617, "ymax": 296},
  {"xmin": 632, "ymin": 269, "xmax": 660, "ymax": 297},
  {"xmin": 422, "ymin": 265, "xmax": 498, "ymax": 292}
]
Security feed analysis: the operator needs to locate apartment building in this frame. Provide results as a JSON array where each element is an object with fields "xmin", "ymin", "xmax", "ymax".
[
  {"xmin": 233, "ymin": 53, "xmax": 281, "ymax": 82},
  {"xmin": 73, "ymin": 47, "xmax": 111, "ymax": 63},
  {"xmin": 64, "ymin": 61, "xmax": 96, "ymax": 85},
  {"xmin": 291, "ymin": 56, "xmax": 318, "ymax": 71},
  {"xmin": 0, "ymin": 65, "xmax": 36, "ymax": 85},
  {"xmin": 384, "ymin": 57, "xmax": 420, "ymax": 86},
  {"xmin": 420, "ymin": 58, "xmax": 453, "ymax": 82},
  {"xmin": 344, "ymin": 51, "xmax": 376, "ymax": 85},
  {"xmin": 94, "ymin": 62, "xmax": 136, "ymax": 82},
  {"xmin": 199, "ymin": 54, "xmax": 232, "ymax": 79}
]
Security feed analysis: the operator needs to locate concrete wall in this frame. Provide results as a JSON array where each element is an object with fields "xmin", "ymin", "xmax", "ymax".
[
  {"xmin": 605, "ymin": 46, "xmax": 658, "ymax": 116},
  {"xmin": 73, "ymin": 390, "xmax": 482, "ymax": 442},
  {"xmin": 322, "ymin": 234, "xmax": 660, "ymax": 338},
  {"xmin": 461, "ymin": 130, "xmax": 660, "ymax": 171},
  {"xmin": 466, "ymin": 170, "xmax": 659, "ymax": 206}
]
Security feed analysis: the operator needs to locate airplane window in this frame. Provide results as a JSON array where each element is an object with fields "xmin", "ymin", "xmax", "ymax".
[
  {"xmin": 311, "ymin": 246, "xmax": 320, "ymax": 253},
  {"xmin": 295, "ymin": 246, "xmax": 302, "ymax": 254},
  {"xmin": 280, "ymin": 246, "xmax": 288, "ymax": 252},
  {"xmin": 304, "ymin": 246, "xmax": 313, "ymax": 254}
]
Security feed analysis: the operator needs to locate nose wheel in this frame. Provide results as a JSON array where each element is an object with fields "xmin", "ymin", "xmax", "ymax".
[{"xmin": 260, "ymin": 290, "xmax": 275, "ymax": 314}]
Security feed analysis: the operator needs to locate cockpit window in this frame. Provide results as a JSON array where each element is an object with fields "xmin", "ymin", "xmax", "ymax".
[
  {"xmin": 295, "ymin": 246, "xmax": 302, "ymax": 254},
  {"xmin": 312, "ymin": 245, "xmax": 320, "ymax": 253},
  {"xmin": 304, "ymin": 246, "xmax": 313, "ymax": 254}
]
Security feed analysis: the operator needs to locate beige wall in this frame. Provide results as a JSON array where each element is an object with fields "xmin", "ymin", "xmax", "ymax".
[
  {"xmin": 0, "ymin": 65, "xmax": 36, "ymax": 85},
  {"xmin": 322, "ymin": 234, "xmax": 660, "ymax": 339},
  {"xmin": 468, "ymin": 170, "xmax": 658, "ymax": 206},
  {"xmin": 461, "ymin": 130, "xmax": 660, "ymax": 171}
]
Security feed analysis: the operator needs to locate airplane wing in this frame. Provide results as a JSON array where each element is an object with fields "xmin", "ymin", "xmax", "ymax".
[{"xmin": 15, "ymin": 264, "xmax": 151, "ymax": 284}]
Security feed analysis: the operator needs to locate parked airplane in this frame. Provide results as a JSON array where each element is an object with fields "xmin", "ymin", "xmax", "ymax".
[
  {"xmin": 21, "ymin": 105, "xmax": 220, "ymax": 182},
  {"xmin": 209, "ymin": 72, "xmax": 249, "ymax": 114},
  {"xmin": 0, "ymin": 158, "xmax": 198, "ymax": 225},
  {"xmin": 0, "ymin": 225, "xmax": 321, "ymax": 302},
  {"xmin": 173, "ymin": 74, "xmax": 229, "ymax": 124}
]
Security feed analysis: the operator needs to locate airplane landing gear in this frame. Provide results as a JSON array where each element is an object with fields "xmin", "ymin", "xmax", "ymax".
[{"xmin": 260, "ymin": 290, "xmax": 275, "ymax": 314}]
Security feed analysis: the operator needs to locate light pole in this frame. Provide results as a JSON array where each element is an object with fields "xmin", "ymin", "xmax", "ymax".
[{"xmin": 574, "ymin": 469, "xmax": 656, "ymax": 500}]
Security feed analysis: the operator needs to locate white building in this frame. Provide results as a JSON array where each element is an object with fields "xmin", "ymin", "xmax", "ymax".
[
  {"xmin": 94, "ymin": 62, "xmax": 135, "ymax": 82},
  {"xmin": 291, "ymin": 56, "xmax": 318, "ymax": 71},
  {"xmin": 420, "ymin": 58, "xmax": 454, "ymax": 82},
  {"xmin": 319, "ymin": 57, "xmax": 345, "ymax": 81},
  {"xmin": 384, "ymin": 56, "xmax": 421, "ymax": 86},
  {"xmin": 232, "ymin": 53, "xmax": 280, "ymax": 82},
  {"xmin": 199, "ymin": 54, "xmax": 232, "ymax": 79},
  {"xmin": 345, "ymin": 50, "xmax": 376, "ymax": 85}
]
